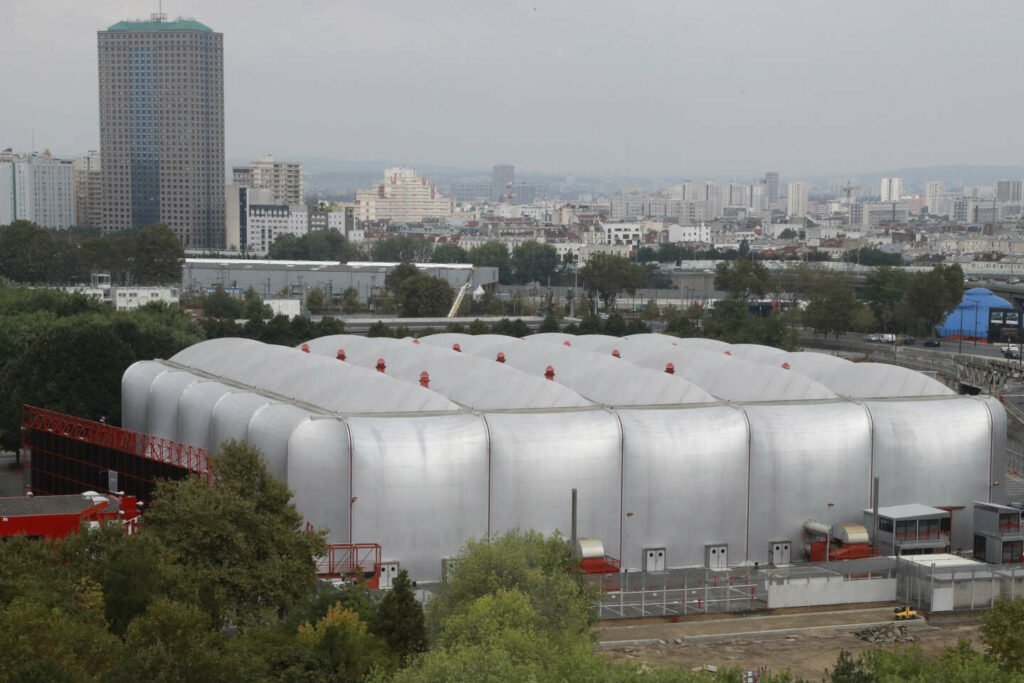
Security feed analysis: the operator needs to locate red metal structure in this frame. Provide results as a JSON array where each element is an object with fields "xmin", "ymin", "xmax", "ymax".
[
  {"xmin": 579, "ymin": 555, "xmax": 621, "ymax": 575},
  {"xmin": 0, "ymin": 492, "xmax": 142, "ymax": 540},
  {"xmin": 316, "ymin": 542, "xmax": 383, "ymax": 589},
  {"xmin": 21, "ymin": 405, "xmax": 210, "ymax": 501}
]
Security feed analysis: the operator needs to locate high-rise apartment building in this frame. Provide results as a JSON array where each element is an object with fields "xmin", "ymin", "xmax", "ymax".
[
  {"xmin": 996, "ymin": 180, "xmax": 1022, "ymax": 203},
  {"xmin": 491, "ymin": 164, "xmax": 514, "ymax": 202},
  {"xmin": 74, "ymin": 151, "xmax": 103, "ymax": 231},
  {"xmin": 97, "ymin": 14, "xmax": 225, "ymax": 248},
  {"xmin": 786, "ymin": 181, "xmax": 808, "ymax": 218},
  {"xmin": 233, "ymin": 155, "xmax": 304, "ymax": 205},
  {"xmin": 764, "ymin": 172, "xmax": 780, "ymax": 203},
  {"xmin": 355, "ymin": 167, "xmax": 455, "ymax": 223},
  {"xmin": 880, "ymin": 177, "xmax": 903, "ymax": 202},
  {"xmin": 0, "ymin": 151, "xmax": 76, "ymax": 229},
  {"xmin": 924, "ymin": 181, "xmax": 943, "ymax": 214}
]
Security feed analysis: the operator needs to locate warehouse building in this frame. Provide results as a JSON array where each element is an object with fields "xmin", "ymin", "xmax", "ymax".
[{"xmin": 122, "ymin": 333, "xmax": 1005, "ymax": 582}]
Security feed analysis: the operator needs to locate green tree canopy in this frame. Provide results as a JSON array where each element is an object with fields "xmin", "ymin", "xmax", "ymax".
[
  {"xmin": 579, "ymin": 253, "xmax": 645, "ymax": 309},
  {"xmin": 132, "ymin": 223, "xmax": 185, "ymax": 284},
  {"xmin": 267, "ymin": 229, "xmax": 363, "ymax": 261},
  {"xmin": 715, "ymin": 257, "xmax": 771, "ymax": 300},
  {"xmin": 468, "ymin": 241, "xmax": 512, "ymax": 284},
  {"xmin": 430, "ymin": 242, "xmax": 470, "ymax": 263},
  {"xmin": 511, "ymin": 240, "xmax": 559, "ymax": 284},
  {"xmin": 394, "ymin": 273, "xmax": 455, "ymax": 317},
  {"xmin": 372, "ymin": 235, "xmax": 434, "ymax": 262}
]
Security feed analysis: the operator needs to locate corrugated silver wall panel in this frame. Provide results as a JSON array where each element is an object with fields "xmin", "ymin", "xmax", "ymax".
[
  {"xmin": 287, "ymin": 418, "xmax": 352, "ymax": 544},
  {"xmin": 744, "ymin": 402, "xmax": 873, "ymax": 564},
  {"xmin": 246, "ymin": 404, "xmax": 312, "ymax": 481},
  {"xmin": 866, "ymin": 398, "xmax": 993, "ymax": 550},
  {"xmin": 177, "ymin": 381, "xmax": 235, "ymax": 452},
  {"xmin": 121, "ymin": 361, "xmax": 168, "ymax": 433},
  {"xmin": 146, "ymin": 370, "xmax": 201, "ymax": 441},
  {"xmin": 208, "ymin": 392, "xmax": 274, "ymax": 452},
  {"xmin": 347, "ymin": 414, "xmax": 489, "ymax": 580},
  {"xmin": 486, "ymin": 411, "xmax": 622, "ymax": 558},
  {"xmin": 618, "ymin": 406, "xmax": 750, "ymax": 569}
]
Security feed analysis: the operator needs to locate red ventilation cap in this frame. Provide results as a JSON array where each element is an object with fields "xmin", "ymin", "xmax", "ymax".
[
  {"xmin": 781, "ymin": 362, "xmax": 790, "ymax": 369},
  {"xmin": 419, "ymin": 371, "xmax": 430, "ymax": 388},
  {"xmin": 724, "ymin": 350, "xmax": 732, "ymax": 356},
  {"xmin": 544, "ymin": 365, "xmax": 555, "ymax": 380},
  {"xmin": 563, "ymin": 340, "xmax": 572, "ymax": 347},
  {"xmin": 612, "ymin": 349, "xmax": 621, "ymax": 358},
  {"xmin": 336, "ymin": 349, "xmax": 346, "ymax": 361},
  {"xmin": 452, "ymin": 343, "xmax": 461, "ymax": 352},
  {"xmin": 376, "ymin": 359, "xmax": 386, "ymax": 373},
  {"xmin": 301, "ymin": 343, "xmax": 310, "ymax": 353},
  {"xmin": 496, "ymin": 352, "xmax": 506, "ymax": 363},
  {"xmin": 665, "ymin": 362, "xmax": 675, "ymax": 374}
]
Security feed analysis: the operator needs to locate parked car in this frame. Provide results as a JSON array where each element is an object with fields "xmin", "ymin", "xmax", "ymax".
[
  {"xmin": 1010, "ymin": 277, "xmax": 1022, "ymax": 285},
  {"xmin": 1002, "ymin": 345, "xmax": 1022, "ymax": 359},
  {"xmin": 923, "ymin": 339, "xmax": 941, "ymax": 347},
  {"xmin": 900, "ymin": 335, "xmax": 915, "ymax": 345},
  {"xmin": 863, "ymin": 333, "xmax": 882, "ymax": 342}
]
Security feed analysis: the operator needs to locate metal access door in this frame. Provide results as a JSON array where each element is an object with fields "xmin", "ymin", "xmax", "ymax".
[
  {"xmin": 705, "ymin": 544, "xmax": 728, "ymax": 570},
  {"xmin": 379, "ymin": 562, "xmax": 400, "ymax": 589},
  {"xmin": 643, "ymin": 548, "xmax": 666, "ymax": 572},
  {"xmin": 770, "ymin": 540, "xmax": 791, "ymax": 565}
]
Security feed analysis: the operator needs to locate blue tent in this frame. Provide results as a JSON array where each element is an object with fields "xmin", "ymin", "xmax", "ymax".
[{"xmin": 935, "ymin": 287, "xmax": 1013, "ymax": 339}]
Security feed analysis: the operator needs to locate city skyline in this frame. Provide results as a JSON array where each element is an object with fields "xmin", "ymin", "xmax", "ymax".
[{"xmin": 4, "ymin": 0, "xmax": 1024, "ymax": 178}]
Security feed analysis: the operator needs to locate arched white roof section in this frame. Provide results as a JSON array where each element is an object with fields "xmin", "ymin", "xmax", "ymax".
[
  {"xmin": 726, "ymin": 344, "xmax": 790, "ymax": 364},
  {"xmin": 300, "ymin": 335, "xmax": 593, "ymax": 410},
  {"xmin": 627, "ymin": 348, "xmax": 837, "ymax": 402},
  {"xmin": 444, "ymin": 336, "xmax": 716, "ymax": 406},
  {"xmin": 170, "ymin": 338, "xmax": 459, "ymax": 414},
  {"xmin": 819, "ymin": 362, "xmax": 954, "ymax": 398},
  {"xmin": 122, "ymin": 361, "xmax": 169, "ymax": 433}
]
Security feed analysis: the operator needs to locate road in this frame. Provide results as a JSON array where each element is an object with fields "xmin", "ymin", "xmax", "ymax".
[{"xmin": 804, "ymin": 331, "xmax": 1019, "ymax": 363}]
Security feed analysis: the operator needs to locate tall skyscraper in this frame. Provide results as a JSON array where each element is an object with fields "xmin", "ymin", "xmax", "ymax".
[
  {"xmin": 924, "ymin": 181, "xmax": 944, "ymax": 214},
  {"xmin": 996, "ymin": 180, "xmax": 1022, "ymax": 203},
  {"xmin": 491, "ymin": 164, "xmax": 514, "ymax": 202},
  {"xmin": 786, "ymin": 181, "xmax": 808, "ymax": 218},
  {"xmin": 764, "ymin": 172, "xmax": 780, "ymax": 203},
  {"xmin": 880, "ymin": 176, "xmax": 903, "ymax": 202},
  {"xmin": 98, "ymin": 14, "xmax": 225, "ymax": 248}
]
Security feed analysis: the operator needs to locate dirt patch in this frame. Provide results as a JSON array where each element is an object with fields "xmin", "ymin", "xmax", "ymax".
[{"xmin": 600, "ymin": 621, "xmax": 984, "ymax": 680}]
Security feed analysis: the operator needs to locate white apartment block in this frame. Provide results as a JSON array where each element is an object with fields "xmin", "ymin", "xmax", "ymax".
[
  {"xmin": 246, "ymin": 204, "xmax": 309, "ymax": 256},
  {"xmin": 880, "ymin": 177, "xmax": 904, "ymax": 202},
  {"xmin": 602, "ymin": 222, "xmax": 643, "ymax": 248},
  {"xmin": 355, "ymin": 167, "xmax": 455, "ymax": 223},
  {"xmin": 552, "ymin": 242, "xmax": 631, "ymax": 266},
  {"xmin": 668, "ymin": 223, "xmax": 710, "ymax": 243},
  {"xmin": 786, "ymin": 182, "xmax": 808, "ymax": 218},
  {"xmin": 0, "ymin": 152, "xmax": 76, "ymax": 229},
  {"xmin": 233, "ymin": 155, "xmax": 304, "ymax": 205}
]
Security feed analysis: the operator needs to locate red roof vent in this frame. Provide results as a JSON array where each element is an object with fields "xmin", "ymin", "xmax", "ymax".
[
  {"xmin": 413, "ymin": 339, "xmax": 420, "ymax": 344},
  {"xmin": 724, "ymin": 350, "xmax": 732, "ymax": 356},
  {"xmin": 544, "ymin": 365, "xmax": 555, "ymax": 380},
  {"xmin": 452, "ymin": 343, "xmax": 461, "ymax": 352},
  {"xmin": 376, "ymin": 359, "xmax": 386, "ymax": 373},
  {"xmin": 301, "ymin": 343, "xmax": 310, "ymax": 353},
  {"xmin": 612, "ymin": 349, "xmax": 621, "ymax": 358},
  {"xmin": 496, "ymin": 352, "xmax": 506, "ymax": 363},
  {"xmin": 781, "ymin": 362, "xmax": 791, "ymax": 370},
  {"xmin": 665, "ymin": 362, "xmax": 675, "ymax": 374},
  {"xmin": 419, "ymin": 371, "xmax": 430, "ymax": 388},
  {"xmin": 563, "ymin": 340, "xmax": 572, "ymax": 347},
  {"xmin": 336, "ymin": 349, "xmax": 346, "ymax": 361}
]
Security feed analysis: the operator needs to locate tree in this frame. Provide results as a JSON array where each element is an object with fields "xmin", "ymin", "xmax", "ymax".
[
  {"xmin": 430, "ymin": 243, "xmax": 470, "ymax": 264},
  {"xmin": 511, "ymin": 240, "xmax": 559, "ymax": 284},
  {"xmin": 778, "ymin": 228, "xmax": 797, "ymax": 239},
  {"xmin": 468, "ymin": 242, "xmax": 512, "ymax": 284},
  {"xmin": 341, "ymin": 287, "xmax": 362, "ymax": 313},
  {"xmin": 803, "ymin": 272, "xmax": 859, "ymax": 339},
  {"xmin": 268, "ymin": 229, "xmax": 363, "ymax": 261},
  {"xmin": 715, "ymin": 257, "xmax": 771, "ymax": 300},
  {"xmin": 117, "ymin": 599, "xmax": 241, "ymax": 682},
  {"xmin": 295, "ymin": 603, "xmax": 391, "ymax": 679},
  {"xmin": 579, "ymin": 253, "xmax": 645, "ymax": 309},
  {"xmin": 393, "ymin": 273, "xmax": 455, "ymax": 317},
  {"xmin": 203, "ymin": 284, "xmax": 244, "ymax": 319},
  {"xmin": 142, "ymin": 441, "xmax": 326, "ymax": 630},
  {"xmin": 982, "ymin": 596, "xmax": 1024, "ymax": 669},
  {"xmin": 903, "ymin": 264, "xmax": 964, "ymax": 335},
  {"xmin": 242, "ymin": 287, "xmax": 272, "ymax": 320},
  {"xmin": 372, "ymin": 569, "xmax": 427, "ymax": 662},
  {"xmin": 863, "ymin": 265, "xmax": 911, "ymax": 331},
  {"xmin": 538, "ymin": 312, "xmax": 560, "ymax": 333},
  {"xmin": 0, "ymin": 220, "xmax": 75, "ymax": 283},
  {"xmin": 372, "ymin": 235, "xmax": 433, "ymax": 262},
  {"xmin": 133, "ymin": 223, "xmax": 185, "ymax": 284},
  {"xmin": 385, "ymin": 262, "xmax": 421, "ymax": 294},
  {"xmin": 305, "ymin": 286, "xmax": 325, "ymax": 315},
  {"xmin": 640, "ymin": 299, "xmax": 661, "ymax": 322}
]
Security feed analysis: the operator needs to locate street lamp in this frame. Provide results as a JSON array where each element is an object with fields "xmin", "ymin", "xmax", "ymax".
[{"xmin": 825, "ymin": 502, "xmax": 835, "ymax": 570}]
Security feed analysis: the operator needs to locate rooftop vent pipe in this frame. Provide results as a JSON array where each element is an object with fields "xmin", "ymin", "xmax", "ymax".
[
  {"xmin": 781, "ymin": 362, "xmax": 790, "ymax": 369},
  {"xmin": 544, "ymin": 365, "xmax": 555, "ymax": 380},
  {"xmin": 419, "ymin": 371, "xmax": 430, "ymax": 388},
  {"xmin": 452, "ymin": 343, "xmax": 461, "ymax": 352},
  {"xmin": 611, "ymin": 349, "xmax": 621, "ymax": 358},
  {"xmin": 413, "ymin": 339, "xmax": 420, "ymax": 344},
  {"xmin": 563, "ymin": 340, "xmax": 571, "ymax": 347},
  {"xmin": 301, "ymin": 343, "xmax": 310, "ymax": 353},
  {"xmin": 337, "ymin": 349, "xmax": 346, "ymax": 361},
  {"xmin": 376, "ymin": 359, "xmax": 386, "ymax": 374},
  {"xmin": 665, "ymin": 362, "xmax": 675, "ymax": 374},
  {"xmin": 724, "ymin": 350, "xmax": 732, "ymax": 356},
  {"xmin": 496, "ymin": 352, "xmax": 506, "ymax": 363}
]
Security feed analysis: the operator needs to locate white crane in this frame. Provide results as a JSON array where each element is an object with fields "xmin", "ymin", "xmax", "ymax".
[{"xmin": 447, "ymin": 267, "xmax": 477, "ymax": 318}]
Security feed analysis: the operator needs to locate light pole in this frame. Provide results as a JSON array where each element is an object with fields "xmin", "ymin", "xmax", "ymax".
[{"xmin": 825, "ymin": 502, "xmax": 835, "ymax": 570}]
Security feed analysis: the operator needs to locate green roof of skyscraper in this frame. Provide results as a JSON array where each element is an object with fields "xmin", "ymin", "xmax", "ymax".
[{"xmin": 106, "ymin": 18, "xmax": 213, "ymax": 32}]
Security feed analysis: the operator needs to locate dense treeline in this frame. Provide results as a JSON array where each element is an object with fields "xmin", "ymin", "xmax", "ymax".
[{"xmin": 0, "ymin": 220, "xmax": 184, "ymax": 285}]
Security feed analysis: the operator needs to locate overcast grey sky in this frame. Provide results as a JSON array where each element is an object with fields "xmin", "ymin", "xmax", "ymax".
[{"xmin": 2, "ymin": 0, "xmax": 1022, "ymax": 177}]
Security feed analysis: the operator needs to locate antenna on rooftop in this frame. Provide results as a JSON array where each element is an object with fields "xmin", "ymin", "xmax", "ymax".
[{"xmin": 152, "ymin": 0, "xmax": 167, "ymax": 22}]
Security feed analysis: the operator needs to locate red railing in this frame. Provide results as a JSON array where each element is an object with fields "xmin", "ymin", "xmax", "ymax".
[{"xmin": 316, "ymin": 542, "xmax": 383, "ymax": 584}]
